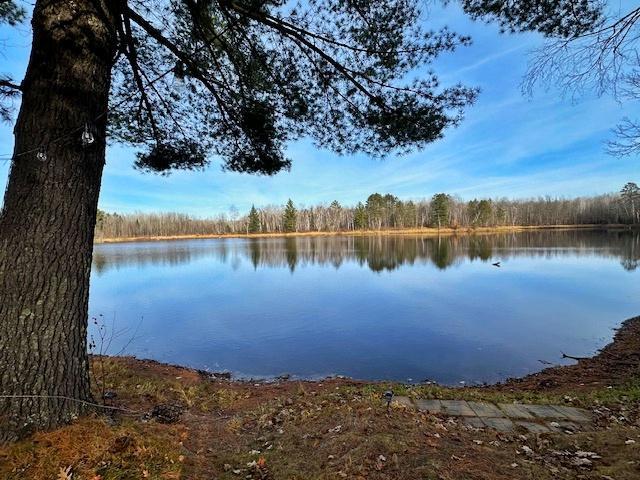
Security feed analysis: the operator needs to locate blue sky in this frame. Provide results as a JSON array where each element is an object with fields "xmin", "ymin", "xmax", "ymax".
[{"xmin": 1, "ymin": 2, "xmax": 638, "ymax": 217}]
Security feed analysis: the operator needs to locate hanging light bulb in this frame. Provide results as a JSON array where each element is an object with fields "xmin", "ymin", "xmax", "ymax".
[
  {"xmin": 81, "ymin": 123, "xmax": 95, "ymax": 146},
  {"xmin": 36, "ymin": 147, "xmax": 47, "ymax": 162}
]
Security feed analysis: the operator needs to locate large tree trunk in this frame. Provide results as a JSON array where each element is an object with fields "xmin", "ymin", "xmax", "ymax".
[{"xmin": 0, "ymin": 0, "xmax": 117, "ymax": 442}]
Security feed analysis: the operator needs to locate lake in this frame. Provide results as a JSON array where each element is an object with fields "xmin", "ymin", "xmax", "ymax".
[{"xmin": 89, "ymin": 229, "xmax": 640, "ymax": 384}]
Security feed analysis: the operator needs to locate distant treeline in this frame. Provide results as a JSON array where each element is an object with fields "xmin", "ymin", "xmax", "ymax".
[{"xmin": 95, "ymin": 182, "xmax": 640, "ymax": 239}]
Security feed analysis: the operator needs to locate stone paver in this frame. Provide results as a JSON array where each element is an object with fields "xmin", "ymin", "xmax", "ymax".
[
  {"xmin": 415, "ymin": 399, "xmax": 443, "ymax": 414},
  {"xmin": 550, "ymin": 405, "xmax": 591, "ymax": 423},
  {"xmin": 498, "ymin": 403, "xmax": 535, "ymax": 419},
  {"xmin": 514, "ymin": 421, "xmax": 551, "ymax": 434},
  {"xmin": 481, "ymin": 417, "xmax": 515, "ymax": 432},
  {"xmin": 462, "ymin": 417, "xmax": 485, "ymax": 428},
  {"xmin": 468, "ymin": 401, "xmax": 504, "ymax": 417},
  {"xmin": 440, "ymin": 400, "xmax": 476, "ymax": 416},
  {"xmin": 408, "ymin": 397, "xmax": 591, "ymax": 434},
  {"xmin": 522, "ymin": 404, "xmax": 569, "ymax": 419},
  {"xmin": 392, "ymin": 396, "xmax": 414, "ymax": 408}
]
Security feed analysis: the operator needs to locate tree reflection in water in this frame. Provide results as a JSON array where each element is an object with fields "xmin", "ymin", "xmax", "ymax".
[{"xmin": 93, "ymin": 230, "xmax": 640, "ymax": 275}]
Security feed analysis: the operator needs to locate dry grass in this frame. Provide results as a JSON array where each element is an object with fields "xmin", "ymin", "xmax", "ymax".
[
  {"xmin": 1, "ymin": 355, "xmax": 639, "ymax": 479},
  {"xmin": 94, "ymin": 224, "xmax": 629, "ymax": 244}
]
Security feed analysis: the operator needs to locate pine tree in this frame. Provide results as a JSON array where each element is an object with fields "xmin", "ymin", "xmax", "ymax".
[
  {"xmin": 248, "ymin": 205, "xmax": 261, "ymax": 234},
  {"xmin": 283, "ymin": 199, "xmax": 297, "ymax": 233},
  {"xmin": 431, "ymin": 193, "xmax": 451, "ymax": 229},
  {"xmin": 354, "ymin": 202, "xmax": 368, "ymax": 230}
]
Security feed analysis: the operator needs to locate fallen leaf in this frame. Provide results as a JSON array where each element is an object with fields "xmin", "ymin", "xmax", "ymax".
[{"xmin": 58, "ymin": 466, "xmax": 73, "ymax": 480}]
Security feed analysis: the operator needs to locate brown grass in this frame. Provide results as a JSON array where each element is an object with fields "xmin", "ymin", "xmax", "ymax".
[
  {"xmin": 1, "ymin": 349, "xmax": 639, "ymax": 479},
  {"xmin": 94, "ymin": 224, "xmax": 636, "ymax": 244}
]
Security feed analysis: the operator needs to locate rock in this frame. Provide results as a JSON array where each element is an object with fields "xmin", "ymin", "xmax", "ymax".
[
  {"xmin": 570, "ymin": 458, "xmax": 592, "ymax": 467},
  {"xmin": 575, "ymin": 451, "xmax": 601, "ymax": 459},
  {"xmin": 625, "ymin": 439, "xmax": 636, "ymax": 445},
  {"xmin": 150, "ymin": 404, "xmax": 183, "ymax": 424},
  {"xmin": 328, "ymin": 425, "xmax": 342, "ymax": 434},
  {"xmin": 520, "ymin": 446, "xmax": 534, "ymax": 456}
]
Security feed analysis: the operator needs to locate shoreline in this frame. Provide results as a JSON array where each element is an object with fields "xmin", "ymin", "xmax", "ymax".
[
  {"xmin": 3, "ymin": 317, "xmax": 638, "ymax": 479},
  {"xmin": 94, "ymin": 223, "xmax": 638, "ymax": 244},
  {"xmin": 94, "ymin": 315, "xmax": 640, "ymax": 391}
]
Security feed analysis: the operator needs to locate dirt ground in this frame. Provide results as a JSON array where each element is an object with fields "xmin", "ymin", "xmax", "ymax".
[{"xmin": 1, "ymin": 318, "xmax": 639, "ymax": 480}]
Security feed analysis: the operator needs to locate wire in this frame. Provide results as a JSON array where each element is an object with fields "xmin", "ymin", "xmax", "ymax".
[
  {"xmin": 0, "ymin": 67, "xmax": 176, "ymax": 162},
  {"xmin": 0, "ymin": 394, "xmax": 144, "ymax": 415}
]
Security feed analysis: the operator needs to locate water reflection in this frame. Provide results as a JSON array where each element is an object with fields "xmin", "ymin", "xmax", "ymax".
[
  {"xmin": 89, "ymin": 229, "xmax": 640, "ymax": 383},
  {"xmin": 93, "ymin": 230, "xmax": 640, "ymax": 275}
]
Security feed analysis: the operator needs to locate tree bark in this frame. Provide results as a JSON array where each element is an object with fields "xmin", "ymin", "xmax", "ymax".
[{"xmin": 0, "ymin": 0, "xmax": 117, "ymax": 442}]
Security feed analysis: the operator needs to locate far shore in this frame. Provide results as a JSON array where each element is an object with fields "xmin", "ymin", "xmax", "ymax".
[{"xmin": 94, "ymin": 223, "xmax": 639, "ymax": 244}]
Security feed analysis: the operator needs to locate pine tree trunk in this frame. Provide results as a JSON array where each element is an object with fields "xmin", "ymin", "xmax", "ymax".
[{"xmin": 0, "ymin": 0, "xmax": 117, "ymax": 442}]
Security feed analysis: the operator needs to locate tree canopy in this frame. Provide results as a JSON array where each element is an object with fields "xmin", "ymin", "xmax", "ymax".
[{"xmin": 1, "ymin": 1, "xmax": 617, "ymax": 175}]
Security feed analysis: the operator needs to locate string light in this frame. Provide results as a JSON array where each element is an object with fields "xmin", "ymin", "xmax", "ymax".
[
  {"xmin": 0, "ymin": 67, "xmax": 176, "ymax": 162},
  {"xmin": 81, "ymin": 123, "xmax": 95, "ymax": 146},
  {"xmin": 36, "ymin": 147, "xmax": 47, "ymax": 162}
]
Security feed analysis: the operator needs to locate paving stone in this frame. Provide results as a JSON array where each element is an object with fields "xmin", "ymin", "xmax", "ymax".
[
  {"xmin": 498, "ymin": 403, "xmax": 535, "ymax": 419},
  {"xmin": 550, "ymin": 405, "xmax": 591, "ymax": 423},
  {"xmin": 415, "ymin": 399, "xmax": 443, "ymax": 414},
  {"xmin": 462, "ymin": 417, "xmax": 485, "ymax": 428},
  {"xmin": 522, "ymin": 404, "xmax": 569, "ymax": 419},
  {"xmin": 392, "ymin": 396, "xmax": 414, "ymax": 408},
  {"xmin": 481, "ymin": 417, "xmax": 515, "ymax": 432},
  {"xmin": 467, "ymin": 401, "xmax": 504, "ymax": 418},
  {"xmin": 440, "ymin": 400, "xmax": 476, "ymax": 417},
  {"xmin": 514, "ymin": 421, "xmax": 551, "ymax": 434}
]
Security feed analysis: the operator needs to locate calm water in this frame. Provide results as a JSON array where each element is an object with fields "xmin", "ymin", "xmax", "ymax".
[{"xmin": 89, "ymin": 230, "xmax": 640, "ymax": 384}]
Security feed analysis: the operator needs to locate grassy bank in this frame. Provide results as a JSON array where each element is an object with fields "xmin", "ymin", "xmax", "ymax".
[
  {"xmin": 1, "ymin": 318, "xmax": 639, "ymax": 479},
  {"xmin": 95, "ymin": 224, "xmax": 638, "ymax": 244}
]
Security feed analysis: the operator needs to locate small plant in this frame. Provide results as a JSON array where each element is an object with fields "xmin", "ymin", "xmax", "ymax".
[{"xmin": 89, "ymin": 313, "xmax": 143, "ymax": 404}]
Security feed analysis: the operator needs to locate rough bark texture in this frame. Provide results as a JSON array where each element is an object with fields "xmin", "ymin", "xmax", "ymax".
[{"xmin": 0, "ymin": 0, "xmax": 117, "ymax": 442}]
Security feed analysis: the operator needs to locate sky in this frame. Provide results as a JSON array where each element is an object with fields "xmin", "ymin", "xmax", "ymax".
[{"xmin": 0, "ymin": 2, "xmax": 638, "ymax": 217}]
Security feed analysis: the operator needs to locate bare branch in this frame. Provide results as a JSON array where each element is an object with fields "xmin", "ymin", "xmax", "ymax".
[{"xmin": 608, "ymin": 118, "xmax": 640, "ymax": 157}]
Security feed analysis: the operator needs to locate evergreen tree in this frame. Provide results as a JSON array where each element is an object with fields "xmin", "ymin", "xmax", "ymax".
[
  {"xmin": 366, "ymin": 193, "xmax": 385, "ymax": 229},
  {"xmin": 402, "ymin": 201, "xmax": 417, "ymax": 228},
  {"xmin": 477, "ymin": 200, "xmax": 493, "ymax": 226},
  {"xmin": 354, "ymin": 202, "xmax": 368, "ymax": 230},
  {"xmin": 248, "ymin": 205, "xmax": 260, "ymax": 234},
  {"xmin": 431, "ymin": 193, "xmax": 451, "ymax": 229},
  {"xmin": 283, "ymin": 199, "xmax": 297, "ymax": 233}
]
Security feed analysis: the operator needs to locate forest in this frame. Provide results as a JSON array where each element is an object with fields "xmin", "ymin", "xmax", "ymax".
[{"xmin": 95, "ymin": 182, "xmax": 640, "ymax": 239}]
